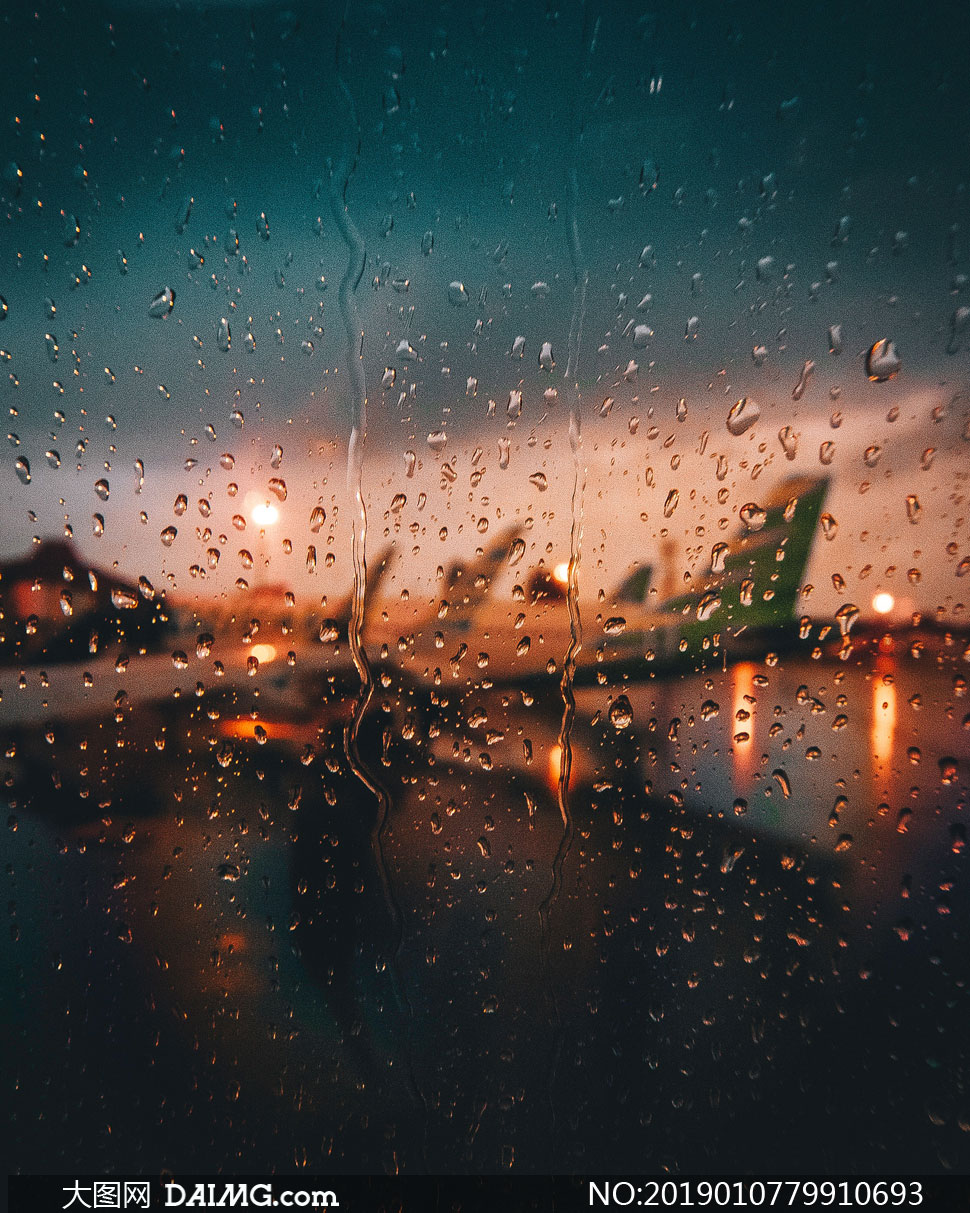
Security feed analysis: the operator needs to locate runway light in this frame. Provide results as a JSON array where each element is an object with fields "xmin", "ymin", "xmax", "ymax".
[
  {"xmin": 251, "ymin": 501, "xmax": 279, "ymax": 527},
  {"xmin": 553, "ymin": 562, "xmax": 570, "ymax": 586},
  {"xmin": 872, "ymin": 592, "xmax": 894, "ymax": 615}
]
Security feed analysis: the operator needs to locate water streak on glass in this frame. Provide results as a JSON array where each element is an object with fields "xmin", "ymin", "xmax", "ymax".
[
  {"xmin": 328, "ymin": 11, "xmax": 421, "ymax": 1143},
  {"xmin": 539, "ymin": 0, "xmax": 595, "ymax": 1115}
]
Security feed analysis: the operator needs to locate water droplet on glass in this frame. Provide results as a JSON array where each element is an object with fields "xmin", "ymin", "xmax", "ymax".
[
  {"xmin": 739, "ymin": 502, "xmax": 767, "ymax": 531},
  {"xmin": 160, "ymin": 526, "xmax": 177, "ymax": 547},
  {"xmin": 663, "ymin": 489, "xmax": 679, "ymax": 517},
  {"xmin": 149, "ymin": 286, "xmax": 175, "ymax": 318},
  {"xmin": 866, "ymin": 339, "xmax": 901, "ymax": 382},
  {"xmin": 448, "ymin": 281, "xmax": 469, "ymax": 306},
  {"xmin": 538, "ymin": 341, "xmax": 555, "ymax": 371},
  {"xmin": 792, "ymin": 359, "xmax": 814, "ymax": 401},
  {"xmin": 947, "ymin": 306, "xmax": 970, "ymax": 355},
  {"xmin": 230, "ymin": 409, "xmax": 244, "ymax": 429},
  {"xmin": 727, "ymin": 397, "xmax": 760, "ymax": 436},
  {"xmin": 94, "ymin": 479, "xmax": 109, "ymax": 501},
  {"xmin": 217, "ymin": 317, "xmax": 231, "ymax": 352},
  {"xmin": 720, "ymin": 846, "xmax": 744, "ymax": 874},
  {"xmin": 778, "ymin": 426, "xmax": 797, "ymax": 460},
  {"xmin": 15, "ymin": 457, "xmax": 31, "ymax": 485},
  {"xmin": 609, "ymin": 695, "xmax": 634, "ymax": 729},
  {"xmin": 835, "ymin": 603, "xmax": 859, "ymax": 635}
]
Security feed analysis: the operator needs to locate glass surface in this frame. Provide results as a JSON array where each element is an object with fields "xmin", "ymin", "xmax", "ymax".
[{"xmin": 2, "ymin": 0, "xmax": 970, "ymax": 1176}]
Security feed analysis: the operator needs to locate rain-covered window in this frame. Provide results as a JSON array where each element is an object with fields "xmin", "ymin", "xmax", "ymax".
[{"xmin": 3, "ymin": 0, "xmax": 970, "ymax": 1182}]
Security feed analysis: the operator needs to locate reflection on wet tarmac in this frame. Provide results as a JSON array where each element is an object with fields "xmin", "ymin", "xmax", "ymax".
[{"xmin": 3, "ymin": 640, "xmax": 969, "ymax": 1174}]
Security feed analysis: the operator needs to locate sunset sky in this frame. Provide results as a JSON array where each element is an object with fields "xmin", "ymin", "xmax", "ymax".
[{"xmin": 2, "ymin": 0, "xmax": 968, "ymax": 620}]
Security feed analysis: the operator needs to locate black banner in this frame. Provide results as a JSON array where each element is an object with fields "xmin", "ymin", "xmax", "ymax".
[{"xmin": 7, "ymin": 1175, "xmax": 970, "ymax": 1213}]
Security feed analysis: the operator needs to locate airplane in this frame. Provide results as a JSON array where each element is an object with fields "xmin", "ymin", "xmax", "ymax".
[
  {"xmin": 576, "ymin": 474, "xmax": 830, "ymax": 683},
  {"xmin": 408, "ymin": 476, "xmax": 829, "ymax": 695}
]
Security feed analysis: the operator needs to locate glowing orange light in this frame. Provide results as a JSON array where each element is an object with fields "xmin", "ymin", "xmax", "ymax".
[
  {"xmin": 871, "ymin": 677, "xmax": 896, "ymax": 767},
  {"xmin": 732, "ymin": 661, "xmax": 757, "ymax": 778},
  {"xmin": 219, "ymin": 716, "xmax": 302, "ymax": 742},
  {"xmin": 553, "ymin": 562, "xmax": 570, "ymax": 587},
  {"xmin": 249, "ymin": 643, "xmax": 277, "ymax": 664},
  {"xmin": 872, "ymin": 592, "xmax": 894, "ymax": 615}
]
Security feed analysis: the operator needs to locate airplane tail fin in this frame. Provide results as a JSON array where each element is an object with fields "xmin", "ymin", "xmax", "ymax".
[{"xmin": 615, "ymin": 565, "xmax": 652, "ymax": 605}]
